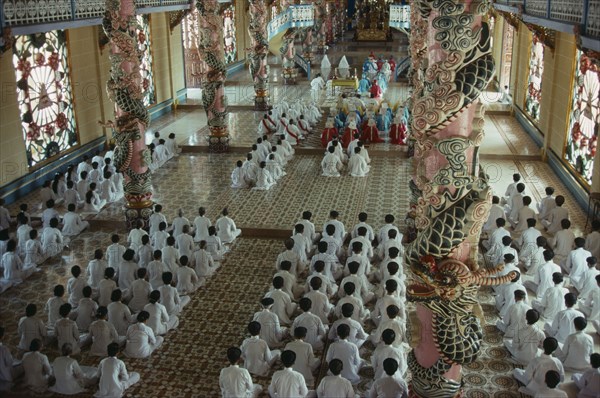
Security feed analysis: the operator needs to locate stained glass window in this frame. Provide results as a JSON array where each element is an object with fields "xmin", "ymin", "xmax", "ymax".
[
  {"xmin": 223, "ymin": 4, "xmax": 237, "ymax": 64},
  {"xmin": 564, "ymin": 50, "xmax": 599, "ymax": 185},
  {"xmin": 13, "ymin": 30, "xmax": 78, "ymax": 167},
  {"xmin": 136, "ymin": 15, "xmax": 156, "ymax": 107},
  {"xmin": 524, "ymin": 35, "xmax": 544, "ymax": 122}
]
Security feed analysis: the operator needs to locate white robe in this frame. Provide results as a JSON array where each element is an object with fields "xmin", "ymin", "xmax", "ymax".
[
  {"xmin": 584, "ymin": 230, "xmax": 600, "ymax": 259},
  {"xmin": 18, "ymin": 316, "xmax": 46, "ymax": 351},
  {"xmin": 321, "ymin": 153, "xmax": 342, "ymax": 177},
  {"xmin": 291, "ymin": 312, "xmax": 326, "ymax": 351},
  {"xmin": 128, "ymin": 279, "xmax": 152, "ymax": 313},
  {"xmin": 62, "ymin": 211, "xmax": 89, "ymax": 237},
  {"xmin": 22, "ymin": 351, "xmax": 51, "ymax": 393},
  {"xmin": 49, "ymin": 356, "xmax": 96, "ymax": 395},
  {"xmin": 565, "ymin": 247, "xmax": 592, "ymax": 291},
  {"xmin": 215, "ymin": 216, "xmax": 241, "ymax": 243},
  {"xmin": 94, "ymin": 356, "xmax": 140, "ymax": 398},
  {"xmin": 316, "ymin": 375, "xmax": 355, "ymax": 398},
  {"xmin": 241, "ymin": 336, "xmax": 280, "ymax": 377},
  {"xmin": 504, "ymin": 323, "xmax": 545, "ymax": 365},
  {"xmin": 325, "ymin": 339, "xmax": 362, "ymax": 384},
  {"xmin": 253, "ymin": 168, "xmax": 275, "ymax": 190},
  {"xmin": 348, "ymin": 154, "xmax": 369, "ymax": 177},
  {"xmin": 193, "ymin": 216, "xmax": 212, "ymax": 243},
  {"xmin": 284, "ymin": 340, "xmax": 319, "ymax": 386},
  {"xmin": 219, "ymin": 365, "xmax": 262, "ymax": 398},
  {"xmin": 556, "ymin": 330, "xmax": 593, "ymax": 371},
  {"xmin": 513, "ymin": 354, "xmax": 564, "ymax": 396},
  {"xmin": 124, "ymin": 322, "xmax": 163, "ymax": 358},
  {"xmin": 268, "ymin": 368, "xmax": 308, "ymax": 398},
  {"xmin": 41, "ymin": 227, "xmax": 64, "ymax": 258},
  {"xmin": 54, "ymin": 318, "xmax": 82, "ymax": 355},
  {"xmin": 231, "ymin": 167, "xmax": 248, "ymax": 189},
  {"xmin": 87, "ymin": 319, "xmax": 121, "ymax": 356},
  {"xmin": 107, "ymin": 302, "xmax": 134, "ymax": 337},
  {"xmin": 544, "ymin": 307, "xmax": 585, "ymax": 344},
  {"xmin": 144, "ymin": 302, "xmax": 177, "ymax": 336}
]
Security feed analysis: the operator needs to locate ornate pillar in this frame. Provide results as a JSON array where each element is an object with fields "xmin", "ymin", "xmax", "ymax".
[
  {"xmin": 404, "ymin": 1, "xmax": 516, "ymax": 397},
  {"xmin": 102, "ymin": 0, "xmax": 153, "ymax": 230},
  {"xmin": 314, "ymin": 1, "xmax": 327, "ymax": 54},
  {"xmin": 248, "ymin": 0, "xmax": 270, "ymax": 110},
  {"xmin": 196, "ymin": 0, "xmax": 229, "ymax": 152},
  {"xmin": 301, "ymin": 27, "xmax": 315, "ymax": 64},
  {"xmin": 281, "ymin": 30, "xmax": 298, "ymax": 85},
  {"xmin": 325, "ymin": 2, "xmax": 334, "ymax": 44}
]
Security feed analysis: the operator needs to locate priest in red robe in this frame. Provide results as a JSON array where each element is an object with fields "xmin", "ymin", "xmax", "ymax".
[
  {"xmin": 370, "ymin": 80, "xmax": 383, "ymax": 99},
  {"xmin": 389, "ymin": 56, "xmax": 396, "ymax": 74},
  {"xmin": 362, "ymin": 118, "xmax": 384, "ymax": 143},
  {"xmin": 321, "ymin": 119, "xmax": 338, "ymax": 147},
  {"xmin": 389, "ymin": 116, "xmax": 407, "ymax": 145},
  {"xmin": 342, "ymin": 121, "xmax": 359, "ymax": 148}
]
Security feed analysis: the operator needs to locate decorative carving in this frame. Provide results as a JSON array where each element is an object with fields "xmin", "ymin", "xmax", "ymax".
[
  {"xmin": 248, "ymin": 0, "xmax": 271, "ymax": 110},
  {"xmin": 101, "ymin": 0, "xmax": 153, "ymax": 224},
  {"xmin": 280, "ymin": 29, "xmax": 298, "ymax": 84},
  {"xmin": 406, "ymin": 1, "xmax": 509, "ymax": 397},
  {"xmin": 194, "ymin": 0, "xmax": 229, "ymax": 148},
  {"xmin": 524, "ymin": 23, "xmax": 556, "ymax": 50},
  {"xmin": 168, "ymin": 9, "xmax": 191, "ymax": 32},
  {"xmin": 0, "ymin": 28, "xmax": 15, "ymax": 56}
]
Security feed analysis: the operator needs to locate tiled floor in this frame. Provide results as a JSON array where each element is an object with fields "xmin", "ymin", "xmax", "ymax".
[{"xmin": 1, "ymin": 32, "xmax": 598, "ymax": 398}]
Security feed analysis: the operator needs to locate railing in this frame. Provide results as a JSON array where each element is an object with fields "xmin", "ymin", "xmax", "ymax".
[
  {"xmin": 294, "ymin": 53, "xmax": 311, "ymax": 80},
  {"xmin": 389, "ymin": 4, "xmax": 410, "ymax": 30},
  {"xmin": 493, "ymin": 0, "xmax": 599, "ymax": 39},
  {"xmin": 1, "ymin": 0, "xmax": 192, "ymax": 29},
  {"xmin": 267, "ymin": 4, "xmax": 314, "ymax": 41}
]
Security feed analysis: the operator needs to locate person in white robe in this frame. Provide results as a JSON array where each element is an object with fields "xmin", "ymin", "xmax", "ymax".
[
  {"xmin": 571, "ymin": 353, "xmax": 600, "ymax": 398},
  {"xmin": 268, "ymin": 350, "xmax": 310, "ymax": 398},
  {"xmin": 537, "ymin": 187, "xmax": 556, "ymax": 222},
  {"xmin": 516, "ymin": 219, "xmax": 542, "ymax": 268},
  {"xmin": 176, "ymin": 256, "xmax": 201, "ymax": 295},
  {"xmin": 556, "ymin": 317, "xmax": 594, "ymax": 371},
  {"xmin": 193, "ymin": 240, "xmax": 219, "ymax": 281},
  {"xmin": 542, "ymin": 195, "xmax": 569, "ymax": 235},
  {"xmin": 527, "ymin": 236, "xmax": 548, "ymax": 276},
  {"xmin": 266, "ymin": 153, "xmax": 286, "ymax": 181},
  {"xmin": 253, "ymin": 298, "xmax": 288, "ymax": 349},
  {"xmin": 265, "ymin": 277, "xmax": 297, "ymax": 325},
  {"xmin": 49, "ymin": 343, "xmax": 97, "ymax": 395},
  {"xmin": 524, "ymin": 250, "xmax": 561, "ymax": 299},
  {"xmin": 0, "ymin": 326, "xmax": 24, "ymax": 389},
  {"xmin": 310, "ymin": 73, "xmax": 325, "ymax": 102},
  {"xmin": 175, "ymin": 225, "xmax": 194, "ymax": 260},
  {"xmin": 482, "ymin": 217, "xmax": 510, "ymax": 255},
  {"xmin": 165, "ymin": 133, "xmax": 180, "ymax": 157},
  {"xmin": 348, "ymin": 147, "xmax": 370, "ymax": 176},
  {"xmin": 42, "ymin": 217, "xmax": 64, "ymax": 259},
  {"xmin": 585, "ymin": 220, "xmax": 600, "ymax": 259},
  {"xmin": 171, "ymin": 209, "xmax": 191, "ymax": 238},
  {"xmin": 84, "ymin": 307, "xmax": 124, "ymax": 356},
  {"xmin": 532, "ymin": 272, "xmax": 568, "ymax": 325},
  {"xmin": 95, "ymin": 342, "xmax": 140, "ymax": 398},
  {"xmin": 329, "ymin": 304, "xmax": 368, "ymax": 348},
  {"xmin": 127, "ymin": 269, "xmax": 151, "ymax": 314},
  {"xmin": 279, "ymin": 134, "xmax": 295, "ymax": 158},
  {"xmin": 16, "ymin": 214, "xmax": 32, "ymax": 257},
  {"xmin": 291, "ymin": 298, "xmax": 327, "ymax": 352},
  {"xmin": 241, "ymin": 321, "xmax": 281, "ymax": 377},
  {"xmin": 97, "ymin": 268, "xmax": 117, "ymax": 308},
  {"xmin": 320, "ymin": 55, "xmax": 331, "ymax": 85},
  {"xmin": 551, "ymin": 220, "xmax": 576, "ymax": 266},
  {"xmin": 578, "ymin": 257, "xmax": 600, "ymax": 300},
  {"xmin": 322, "ymin": 146, "xmax": 342, "ymax": 177},
  {"xmin": 326, "ymin": 324, "xmax": 364, "ymax": 385},
  {"xmin": 3, "ymin": 240, "xmax": 37, "ymax": 284},
  {"xmin": 579, "ymin": 274, "xmax": 600, "ymax": 333},
  {"xmin": 513, "ymin": 337, "xmax": 564, "ymax": 396},
  {"xmin": 22, "ymin": 339, "xmax": 52, "ymax": 394},
  {"xmin": 144, "ymin": 290, "xmax": 178, "ymax": 336},
  {"xmin": 284, "ymin": 327, "xmax": 320, "ymax": 387},
  {"xmin": 99, "ymin": 172, "xmax": 118, "ymax": 203},
  {"xmin": 74, "ymin": 287, "xmax": 98, "ymax": 332},
  {"xmin": 151, "ymin": 139, "xmax": 170, "ymax": 169},
  {"xmin": 371, "ymin": 328, "xmax": 407, "ymax": 379},
  {"xmin": 0, "ymin": 199, "xmax": 11, "ymax": 230},
  {"xmin": 253, "ymin": 161, "xmax": 276, "ymax": 190},
  {"xmin": 258, "ymin": 114, "xmax": 277, "ymax": 135},
  {"xmin": 46, "ymin": 285, "xmax": 66, "ymax": 330},
  {"xmin": 494, "ymin": 272, "xmax": 527, "ymax": 318},
  {"xmin": 368, "ymin": 358, "xmax": 409, "ymax": 398},
  {"xmin": 124, "ymin": 311, "xmax": 163, "ymax": 358},
  {"xmin": 67, "ymin": 265, "xmax": 85, "ymax": 308},
  {"xmin": 506, "ymin": 183, "xmax": 525, "ymax": 224},
  {"xmin": 18, "ymin": 303, "xmax": 46, "ymax": 351},
  {"xmin": 231, "ymin": 160, "xmax": 248, "ymax": 189},
  {"xmin": 511, "ymin": 196, "xmax": 536, "ymax": 232},
  {"xmin": 215, "ymin": 208, "xmax": 241, "ymax": 244},
  {"xmin": 316, "ymin": 359, "xmax": 356, "ymax": 398},
  {"xmin": 564, "ymin": 238, "xmax": 592, "ymax": 291},
  {"xmin": 158, "ymin": 272, "xmax": 190, "ymax": 317},
  {"xmin": 55, "ymin": 304, "xmax": 82, "ymax": 355},
  {"xmin": 496, "ymin": 289, "xmax": 530, "ymax": 337},
  {"xmin": 219, "ymin": 347, "xmax": 263, "ymax": 398},
  {"xmin": 504, "ymin": 309, "xmax": 545, "ymax": 365},
  {"xmin": 543, "ymin": 293, "xmax": 584, "ymax": 344},
  {"xmin": 107, "ymin": 290, "xmax": 135, "ymax": 337},
  {"xmin": 62, "ymin": 204, "xmax": 90, "ymax": 237}
]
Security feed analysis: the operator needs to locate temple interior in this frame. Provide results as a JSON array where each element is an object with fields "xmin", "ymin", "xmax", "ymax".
[{"xmin": 0, "ymin": 0, "xmax": 599, "ymax": 397}]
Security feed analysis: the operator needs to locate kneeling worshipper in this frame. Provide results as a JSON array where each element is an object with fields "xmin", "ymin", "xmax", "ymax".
[
  {"xmin": 258, "ymin": 114, "xmax": 276, "ymax": 135},
  {"xmin": 285, "ymin": 119, "xmax": 302, "ymax": 145},
  {"xmin": 342, "ymin": 121, "xmax": 359, "ymax": 149},
  {"xmin": 321, "ymin": 119, "xmax": 338, "ymax": 148},
  {"xmin": 253, "ymin": 162, "xmax": 276, "ymax": 191},
  {"xmin": 322, "ymin": 146, "xmax": 343, "ymax": 177},
  {"xmin": 348, "ymin": 147, "xmax": 370, "ymax": 177},
  {"xmin": 390, "ymin": 114, "xmax": 406, "ymax": 145},
  {"xmin": 362, "ymin": 118, "xmax": 384, "ymax": 143}
]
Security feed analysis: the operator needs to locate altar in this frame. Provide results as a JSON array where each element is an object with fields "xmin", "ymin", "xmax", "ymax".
[{"xmin": 354, "ymin": 0, "xmax": 390, "ymax": 42}]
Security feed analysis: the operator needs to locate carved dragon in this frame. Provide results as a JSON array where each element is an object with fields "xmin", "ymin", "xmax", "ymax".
[
  {"xmin": 101, "ymin": 0, "xmax": 152, "ymax": 205},
  {"xmin": 247, "ymin": 0, "xmax": 270, "ymax": 102},
  {"xmin": 194, "ymin": 0, "xmax": 228, "ymax": 129},
  {"xmin": 405, "ymin": 1, "xmax": 503, "ymax": 397},
  {"xmin": 280, "ymin": 29, "xmax": 297, "ymax": 81}
]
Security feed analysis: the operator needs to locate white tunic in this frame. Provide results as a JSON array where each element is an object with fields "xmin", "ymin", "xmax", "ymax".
[
  {"xmin": 544, "ymin": 307, "xmax": 585, "ymax": 344},
  {"xmin": 253, "ymin": 309, "xmax": 286, "ymax": 349},
  {"xmin": 49, "ymin": 356, "xmax": 94, "ymax": 395},
  {"xmin": 219, "ymin": 365, "xmax": 261, "ymax": 398},
  {"xmin": 253, "ymin": 168, "xmax": 275, "ymax": 190},
  {"xmin": 326, "ymin": 339, "xmax": 362, "ymax": 384},
  {"xmin": 372, "ymin": 344, "xmax": 407, "ymax": 379},
  {"xmin": 504, "ymin": 323, "xmax": 545, "ymax": 365},
  {"xmin": 94, "ymin": 356, "xmax": 140, "ymax": 398},
  {"xmin": 483, "ymin": 204, "xmax": 505, "ymax": 233},
  {"xmin": 175, "ymin": 233, "xmax": 195, "ymax": 259},
  {"xmin": 88, "ymin": 319, "xmax": 120, "ymax": 356},
  {"xmin": 348, "ymin": 154, "xmax": 369, "ymax": 177},
  {"xmin": 317, "ymin": 375, "xmax": 355, "ymax": 398},
  {"xmin": 87, "ymin": 259, "xmax": 108, "ymax": 289},
  {"xmin": 128, "ymin": 279, "xmax": 152, "ymax": 313},
  {"xmin": 533, "ymin": 285, "xmax": 568, "ymax": 322},
  {"xmin": 284, "ymin": 340, "xmax": 319, "ymax": 386},
  {"xmin": 75, "ymin": 298, "xmax": 98, "ymax": 332},
  {"xmin": 124, "ymin": 322, "xmax": 162, "ymax": 358},
  {"xmin": 107, "ymin": 302, "xmax": 134, "ymax": 336},
  {"xmin": 268, "ymin": 367, "xmax": 308, "ymax": 398},
  {"xmin": 557, "ymin": 330, "xmax": 593, "ymax": 371},
  {"xmin": 565, "ymin": 247, "xmax": 592, "ymax": 291},
  {"xmin": 215, "ymin": 216, "xmax": 241, "ymax": 243},
  {"xmin": 144, "ymin": 302, "xmax": 174, "ymax": 336},
  {"xmin": 291, "ymin": 312, "xmax": 326, "ymax": 351},
  {"xmin": 264, "ymin": 289, "xmax": 296, "ymax": 325},
  {"xmin": 22, "ymin": 351, "xmax": 51, "ymax": 393},
  {"xmin": 18, "ymin": 316, "xmax": 46, "ymax": 350},
  {"xmin": 544, "ymin": 207, "xmax": 569, "ymax": 235},
  {"xmin": 514, "ymin": 353, "xmax": 564, "ymax": 396},
  {"xmin": 241, "ymin": 336, "xmax": 279, "ymax": 377},
  {"xmin": 322, "ymin": 153, "xmax": 342, "ymax": 177},
  {"xmin": 55, "ymin": 317, "xmax": 81, "ymax": 355},
  {"xmin": 584, "ymin": 230, "xmax": 600, "ymax": 259},
  {"xmin": 41, "ymin": 227, "xmax": 63, "ymax": 258},
  {"xmin": 106, "ymin": 243, "xmax": 126, "ymax": 270},
  {"xmin": 148, "ymin": 212, "xmax": 167, "ymax": 236},
  {"xmin": 193, "ymin": 215, "xmax": 212, "ymax": 242}
]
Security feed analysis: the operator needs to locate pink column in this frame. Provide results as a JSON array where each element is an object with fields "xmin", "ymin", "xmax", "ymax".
[
  {"xmin": 195, "ymin": 0, "xmax": 229, "ymax": 152},
  {"xmin": 102, "ymin": 0, "xmax": 153, "ymax": 230},
  {"xmin": 248, "ymin": 0, "xmax": 271, "ymax": 110},
  {"xmin": 404, "ymin": 1, "xmax": 512, "ymax": 397}
]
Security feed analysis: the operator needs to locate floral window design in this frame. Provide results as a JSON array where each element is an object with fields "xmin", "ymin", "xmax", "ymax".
[
  {"xmin": 223, "ymin": 4, "xmax": 237, "ymax": 64},
  {"xmin": 524, "ymin": 36, "xmax": 544, "ymax": 122},
  {"xmin": 13, "ymin": 30, "xmax": 78, "ymax": 167},
  {"xmin": 565, "ymin": 51, "xmax": 599, "ymax": 185},
  {"xmin": 136, "ymin": 15, "xmax": 156, "ymax": 107}
]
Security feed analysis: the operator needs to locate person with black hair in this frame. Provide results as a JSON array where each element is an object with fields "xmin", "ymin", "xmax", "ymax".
[
  {"xmin": 41, "ymin": 217, "xmax": 64, "ymax": 258},
  {"xmin": 265, "ymin": 276, "xmax": 297, "ymax": 325},
  {"xmin": 124, "ymin": 311, "xmax": 163, "ymax": 358},
  {"xmin": 556, "ymin": 317, "xmax": 594, "ymax": 371},
  {"xmin": 241, "ymin": 321, "xmax": 281, "ymax": 377},
  {"xmin": 534, "ymin": 370, "xmax": 567, "ymax": 398},
  {"xmin": 106, "ymin": 234, "xmax": 126, "ymax": 270},
  {"xmin": 85, "ymin": 306, "xmax": 123, "ymax": 357},
  {"xmin": 572, "ymin": 352, "xmax": 600, "ymax": 398},
  {"xmin": 18, "ymin": 303, "xmax": 46, "ymax": 351},
  {"xmin": 0, "ymin": 326, "xmax": 24, "ymax": 385},
  {"xmin": 564, "ymin": 237, "xmax": 592, "ymax": 292},
  {"xmin": 483, "ymin": 218, "xmax": 510, "ymax": 257},
  {"xmin": 45, "ymin": 284, "xmax": 66, "ymax": 329},
  {"xmin": 159, "ymin": 272, "xmax": 190, "ymax": 317},
  {"xmin": 533, "ymin": 272, "xmax": 568, "ymax": 323},
  {"xmin": 284, "ymin": 327, "xmax": 320, "ymax": 387},
  {"xmin": 513, "ymin": 337, "xmax": 564, "ymax": 396},
  {"xmin": 55, "ymin": 303, "xmax": 81, "ymax": 355},
  {"xmin": 497, "ymin": 289, "xmax": 530, "ymax": 338},
  {"xmin": 0, "ymin": 198, "xmax": 10, "ymax": 230},
  {"xmin": 316, "ymin": 358, "xmax": 355, "ymax": 397},
  {"xmin": 127, "ymin": 220, "xmax": 148, "ymax": 253},
  {"xmin": 67, "ymin": 265, "xmax": 86, "ymax": 308},
  {"xmin": 483, "ymin": 196, "xmax": 505, "ymax": 236},
  {"xmin": 516, "ymin": 218, "xmax": 542, "ymax": 269},
  {"xmin": 22, "ymin": 338, "xmax": 52, "ymax": 393},
  {"xmin": 16, "ymin": 213, "xmax": 32, "ymax": 256},
  {"xmin": 504, "ymin": 309, "xmax": 545, "ymax": 365},
  {"xmin": 368, "ymin": 358, "xmax": 408, "ymax": 398},
  {"xmin": 544, "ymin": 293, "xmax": 584, "ymax": 344},
  {"xmin": 268, "ymin": 350, "xmax": 309, "ymax": 397},
  {"xmin": 107, "ymin": 289, "xmax": 135, "ymax": 337},
  {"xmin": 304, "ymin": 277, "xmax": 334, "ymax": 324},
  {"xmin": 143, "ymin": 290, "xmax": 178, "ymax": 336},
  {"xmin": 335, "ymin": 282, "xmax": 370, "ymax": 324},
  {"xmin": 506, "ymin": 182, "xmax": 526, "ymax": 223},
  {"xmin": 513, "ymin": 196, "xmax": 536, "ymax": 233},
  {"xmin": 525, "ymin": 249, "xmax": 561, "ymax": 300},
  {"xmin": 329, "ymin": 303, "xmax": 368, "ymax": 348},
  {"xmin": 325, "ymin": 324, "xmax": 363, "ymax": 384},
  {"xmin": 98, "ymin": 268, "xmax": 117, "ymax": 307},
  {"xmin": 117, "ymin": 249, "xmax": 139, "ymax": 292},
  {"xmin": 74, "ymin": 286, "xmax": 98, "ymax": 332},
  {"xmin": 96, "ymin": 342, "xmax": 140, "ymax": 397},
  {"xmin": 585, "ymin": 220, "xmax": 600, "ymax": 259},
  {"xmin": 291, "ymin": 297, "xmax": 327, "ymax": 351},
  {"xmin": 3, "ymin": 239, "xmax": 37, "ymax": 283},
  {"xmin": 219, "ymin": 346, "xmax": 263, "ymax": 398},
  {"xmin": 62, "ymin": 203, "xmax": 89, "ymax": 237},
  {"xmin": 543, "ymin": 195, "xmax": 569, "ymax": 235}
]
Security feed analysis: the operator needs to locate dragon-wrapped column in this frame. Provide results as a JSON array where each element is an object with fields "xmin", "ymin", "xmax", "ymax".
[
  {"xmin": 404, "ymin": 1, "xmax": 511, "ymax": 397},
  {"xmin": 314, "ymin": 0, "xmax": 327, "ymax": 54},
  {"xmin": 248, "ymin": 0, "xmax": 270, "ymax": 110},
  {"xmin": 301, "ymin": 27, "xmax": 315, "ymax": 64},
  {"xmin": 281, "ymin": 30, "xmax": 298, "ymax": 85},
  {"xmin": 102, "ymin": 0, "xmax": 153, "ymax": 231},
  {"xmin": 196, "ymin": 0, "xmax": 229, "ymax": 152}
]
